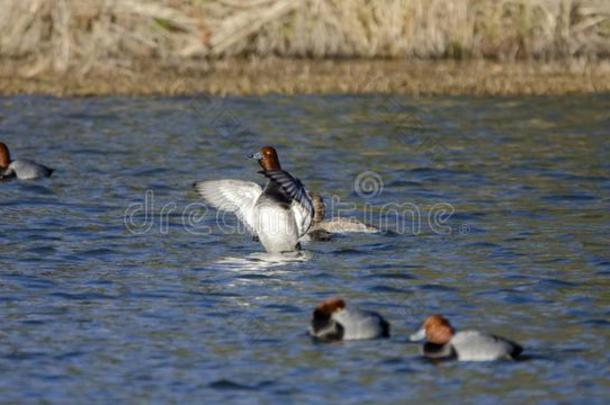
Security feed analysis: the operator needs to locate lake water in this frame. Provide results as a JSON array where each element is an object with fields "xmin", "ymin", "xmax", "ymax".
[{"xmin": 0, "ymin": 94, "xmax": 609, "ymax": 403}]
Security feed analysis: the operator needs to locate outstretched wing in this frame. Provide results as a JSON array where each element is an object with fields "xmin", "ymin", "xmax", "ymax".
[
  {"xmin": 193, "ymin": 179, "xmax": 262, "ymax": 235},
  {"xmin": 259, "ymin": 170, "xmax": 314, "ymax": 237}
]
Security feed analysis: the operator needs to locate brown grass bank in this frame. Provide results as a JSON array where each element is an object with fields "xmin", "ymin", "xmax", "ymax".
[
  {"xmin": 1, "ymin": 0, "xmax": 609, "ymax": 96},
  {"xmin": 2, "ymin": 58, "xmax": 609, "ymax": 96}
]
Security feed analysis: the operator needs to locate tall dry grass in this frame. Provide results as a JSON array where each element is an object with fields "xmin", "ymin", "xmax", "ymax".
[{"xmin": 0, "ymin": 0, "xmax": 608, "ymax": 76}]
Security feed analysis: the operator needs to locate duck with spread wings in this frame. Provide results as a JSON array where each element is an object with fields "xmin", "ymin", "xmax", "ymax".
[{"xmin": 194, "ymin": 146, "xmax": 313, "ymax": 253}]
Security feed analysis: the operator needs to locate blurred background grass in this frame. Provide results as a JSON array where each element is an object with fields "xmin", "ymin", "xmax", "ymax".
[{"xmin": 1, "ymin": 0, "xmax": 609, "ymax": 95}]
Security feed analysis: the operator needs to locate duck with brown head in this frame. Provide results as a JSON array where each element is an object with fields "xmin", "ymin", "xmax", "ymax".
[
  {"xmin": 410, "ymin": 315, "xmax": 523, "ymax": 361},
  {"xmin": 308, "ymin": 297, "xmax": 390, "ymax": 341},
  {"xmin": 194, "ymin": 146, "xmax": 313, "ymax": 254},
  {"xmin": 249, "ymin": 146, "xmax": 282, "ymax": 171},
  {"xmin": 0, "ymin": 143, "xmax": 11, "ymax": 170},
  {"xmin": 0, "ymin": 142, "xmax": 54, "ymax": 181}
]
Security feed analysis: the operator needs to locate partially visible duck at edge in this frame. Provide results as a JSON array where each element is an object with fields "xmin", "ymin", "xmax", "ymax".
[
  {"xmin": 194, "ymin": 146, "xmax": 313, "ymax": 254},
  {"xmin": 308, "ymin": 298, "xmax": 390, "ymax": 341},
  {"xmin": 0, "ymin": 142, "xmax": 54, "ymax": 181},
  {"xmin": 410, "ymin": 315, "xmax": 523, "ymax": 361},
  {"xmin": 305, "ymin": 192, "xmax": 379, "ymax": 241}
]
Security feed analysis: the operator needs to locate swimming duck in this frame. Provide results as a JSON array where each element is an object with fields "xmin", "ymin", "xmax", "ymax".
[
  {"xmin": 0, "ymin": 142, "xmax": 54, "ymax": 180},
  {"xmin": 308, "ymin": 298, "xmax": 390, "ymax": 341},
  {"xmin": 409, "ymin": 315, "xmax": 523, "ymax": 361},
  {"xmin": 305, "ymin": 192, "xmax": 379, "ymax": 241},
  {"xmin": 194, "ymin": 146, "xmax": 313, "ymax": 253}
]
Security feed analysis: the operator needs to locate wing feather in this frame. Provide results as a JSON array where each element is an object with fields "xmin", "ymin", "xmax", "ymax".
[
  {"xmin": 259, "ymin": 170, "xmax": 313, "ymax": 236},
  {"xmin": 193, "ymin": 179, "xmax": 262, "ymax": 235}
]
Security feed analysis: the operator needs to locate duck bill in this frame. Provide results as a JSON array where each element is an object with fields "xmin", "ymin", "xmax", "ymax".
[
  {"xmin": 248, "ymin": 152, "xmax": 263, "ymax": 160},
  {"xmin": 409, "ymin": 328, "xmax": 426, "ymax": 342}
]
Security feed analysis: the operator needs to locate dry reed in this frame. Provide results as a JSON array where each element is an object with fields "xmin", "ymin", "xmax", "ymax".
[{"xmin": 0, "ymin": 0, "xmax": 609, "ymax": 94}]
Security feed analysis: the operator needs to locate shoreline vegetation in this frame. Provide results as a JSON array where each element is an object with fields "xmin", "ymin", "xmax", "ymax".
[
  {"xmin": 1, "ymin": 0, "xmax": 609, "ymax": 96},
  {"xmin": 2, "ymin": 59, "xmax": 609, "ymax": 96}
]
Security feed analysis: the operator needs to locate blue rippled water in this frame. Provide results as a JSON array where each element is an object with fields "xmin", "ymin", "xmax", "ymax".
[{"xmin": 0, "ymin": 94, "xmax": 609, "ymax": 402}]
